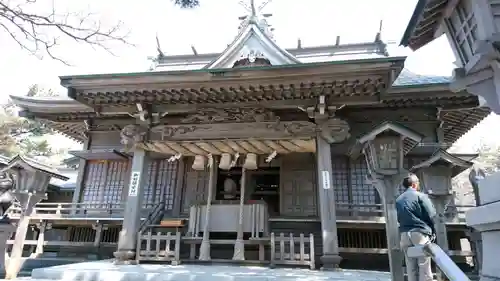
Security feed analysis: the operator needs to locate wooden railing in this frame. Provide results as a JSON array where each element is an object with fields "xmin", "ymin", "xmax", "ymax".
[
  {"xmin": 136, "ymin": 227, "xmax": 181, "ymax": 265},
  {"xmin": 7, "ymin": 202, "xmax": 126, "ymax": 218},
  {"xmin": 4, "ymin": 202, "xmax": 473, "ymax": 223},
  {"xmin": 270, "ymin": 233, "xmax": 315, "ymax": 269}
]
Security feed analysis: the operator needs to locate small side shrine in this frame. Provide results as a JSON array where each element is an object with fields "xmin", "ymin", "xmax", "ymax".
[{"xmin": 0, "ymin": 155, "xmax": 68, "ymax": 279}]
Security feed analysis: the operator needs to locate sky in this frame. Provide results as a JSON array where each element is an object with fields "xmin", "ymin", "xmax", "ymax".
[{"xmin": 1, "ymin": 0, "xmax": 498, "ymax": 152}]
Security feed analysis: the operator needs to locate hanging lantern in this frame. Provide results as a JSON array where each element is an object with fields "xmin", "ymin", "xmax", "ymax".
[
  {"xmin": 192, "ymin": 155, "xmax": 206, "ymax": 171},
  {"xmin": 243, "ymin": 153, "xmax": 258, "ymax": 170},
  {"xmin": 219, "ymin": 153, "xmax": 232, "ymax": 170}
]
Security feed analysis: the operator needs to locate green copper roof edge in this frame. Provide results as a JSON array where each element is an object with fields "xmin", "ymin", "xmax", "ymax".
[
  {"xmin": 392, "ymin": 82, "xmax": 450, "ymax": 89},
  {"xmin": 59, "ymin": 56, "xmax": 407, "ymax": 84},
  {"xmin": 400, "ymin": 0, "xmax": 429, "ymax": 47}
]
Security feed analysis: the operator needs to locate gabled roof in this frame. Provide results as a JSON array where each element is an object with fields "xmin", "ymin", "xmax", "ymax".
[
  {"xmin": 400, "ymin": 0, "xmax": 449, "ymax": 51},
  {"xmin": 0, "ymin": 155, "xmax": 69, "ymax": 181},
  {"xmin": 410, "ymin": 149, "xmax": 476, "ymax": 176},
  {"xmin": 393, "ymin": 69, "xmax": 451, "ymax": 87},
  {"xmin": 204, "ymin": 4, "xmax": 299, "ymax": 69}
]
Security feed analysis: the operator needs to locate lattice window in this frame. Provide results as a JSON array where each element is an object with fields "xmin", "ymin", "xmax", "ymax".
[
  {"xmin": 103, "ymin": 161, "xmax": 129, "ymax": 208},
  {"xmin": 349, "ymin": 156, "xmax": 377, "ymax": 211},
  {"xmin": 331, "ymin": 156, "xmax": 349, "ymax": 204},
  {"xmin": 157, "ymin": 159, "xmax": 178, "ymax": 211},
  {"xmin": 142, "ymin": 159, "xmax": 179, "ymax": 210},
  {"xmin": 82, "ymin": 161, "xmax": 107, "ymax": 207},
  {"xmin": 142, "ymin": 161, "xmax": 158, "ymax": 209},
  {"xmin": 82, "ymin": 160, "xmax": 129, "ymax": 208},
  {"xmin": 446, "ymin": 0, "xmax": 478, "ymax": 65}
]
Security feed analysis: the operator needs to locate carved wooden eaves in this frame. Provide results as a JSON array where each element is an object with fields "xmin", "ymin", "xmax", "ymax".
[{"xmin": 119, "ymin": 117, "xmax": 350, "ymax": 156}]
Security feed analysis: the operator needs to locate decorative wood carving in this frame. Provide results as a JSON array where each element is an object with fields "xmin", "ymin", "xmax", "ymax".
[
  {"xmin": 317, "ymin": 118, "xmax": 351, "ymax": 144},
  {"xmin": 180, "ymin": 108, "xmax": 277, "ymax": 124},
  {"xmin": 120, "ymin": 124, "xmax": 148, "ymax": 149},
  {"xmin": 151, "ymin": 118, "xmax": 350, "ymax": 144}
]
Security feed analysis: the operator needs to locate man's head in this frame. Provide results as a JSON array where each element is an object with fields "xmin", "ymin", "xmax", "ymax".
[{"xmin": 402, "ymin": 174, "xmax": 420, "ymax": 191}]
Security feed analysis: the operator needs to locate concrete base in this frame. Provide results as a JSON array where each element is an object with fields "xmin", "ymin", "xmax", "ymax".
[
  {"xmin": 23, "ymin": 260, "xmax": 391, "ymax": 281},
  {"xmin": 320, "ymin": 254, "xmax": 342, "ymax": 270}
]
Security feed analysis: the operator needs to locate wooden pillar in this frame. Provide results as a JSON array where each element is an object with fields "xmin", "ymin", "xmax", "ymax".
[
  {"xmin": 92, "ymin": 222, "xmax": 104, "ymax": 247},
  {"xmin": 114, "ymin": 148, "xmax": 150, "ymax": 264},
  {"xmin": 34, "ymin": 221, "xmax": 50, "ymax": 257},
  {"xmin": 315, "ymin": 134, "xmax": 342, "ymax": 269},
  {"xmin": 233, "ymin": 167, "xmax": 247, "ymax": 261},
  {"xmin": 71, "ymin": 137, "xmax": 91, "ymax": 209},
  {"xmin": 0, "ymin": 224, "xmax": 14, "ymax": 273},
  {"xmin": 199, "ymin": 156, "xmax": 217, "ymax": 261}
]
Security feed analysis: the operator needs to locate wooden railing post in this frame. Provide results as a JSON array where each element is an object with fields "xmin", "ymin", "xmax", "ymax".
[
  {"xmin": 269, "ymin": 232, "xmax": 315, "ymax": 269},
  {"xmin": 92, "ymin": 222, "xmax": 104, "ymax": 248},
  {"xmin": 34, "ymin": 220, "xmax": 51, "ymax": 256}
]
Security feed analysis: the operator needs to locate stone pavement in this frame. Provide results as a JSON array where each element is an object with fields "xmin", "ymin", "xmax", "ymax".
[{"xmin": 6, "ymin": 260, "xmax": 392, "ymax": 281}]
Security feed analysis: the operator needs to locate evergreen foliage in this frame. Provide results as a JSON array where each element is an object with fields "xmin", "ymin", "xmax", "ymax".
[{"xmin": 0, "ymin": 85, "xmax": 56, "ymax": 157}]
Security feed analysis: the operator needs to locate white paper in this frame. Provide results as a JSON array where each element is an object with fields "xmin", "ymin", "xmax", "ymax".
[
  {"xmin": 322, "ymin": 170, "xmax": 331, "ymax": 190},
  {"xmin": 128, "ymin": 172, "xmax": 141, "ymax": 196}
]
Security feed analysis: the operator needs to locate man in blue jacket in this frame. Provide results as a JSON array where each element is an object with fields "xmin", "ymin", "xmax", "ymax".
[{"xmin": 396, "ymin": 174, "xmax": 437, "ymax": 281}]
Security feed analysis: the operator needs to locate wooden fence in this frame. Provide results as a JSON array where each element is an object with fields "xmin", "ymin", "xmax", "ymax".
[
  {"xmin": 270, "ymin": 233, "xmax": 315, "ymax": 269},
  {"xmin": 136, "ymin": 229, "xmax": 181, "ymax": 265}
]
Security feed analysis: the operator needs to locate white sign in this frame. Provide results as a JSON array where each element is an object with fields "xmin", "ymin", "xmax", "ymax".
[
  {"xmin": 322, "ymin": 170, "xmax": 331, "ymax": 190},
  {"xmin": 128, "ymin": 172, "xmax": 141, "ymax": 196}
]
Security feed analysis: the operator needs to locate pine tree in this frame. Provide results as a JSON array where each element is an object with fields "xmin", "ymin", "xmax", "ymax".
[
  {"xmin": 0, "ymin": 85, "xmax": 56, "ymax": 157},
  {"xmin": 173, "ymin": 0, "xmax": 200, "ymax": 8}
]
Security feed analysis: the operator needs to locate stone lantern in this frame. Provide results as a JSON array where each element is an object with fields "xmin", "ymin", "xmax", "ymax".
[
  {"xmin": 411, "ymin": 150, "xmax": 473, "ymax": 252},
  {"xmin": 0, "ymin": 155, "xmax": 68, "ymax": 279},
  {"xmin": 356, "ymin": 121, "xmax": 423, "ymax": 281},
  {"xmin": 466, "ymin": 172, "xmax": 500, "ymax": 281}
]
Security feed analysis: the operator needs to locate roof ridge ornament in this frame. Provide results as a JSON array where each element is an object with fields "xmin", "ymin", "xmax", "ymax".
[{"xmin": 238, "ymin": 0, "xmax": 274, "ymax": 37}]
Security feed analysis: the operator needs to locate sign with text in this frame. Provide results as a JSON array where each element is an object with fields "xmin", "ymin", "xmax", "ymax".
[
  {"xmin": 128, "ymin": 172, "xmax": 141, "ymax": 196},
  {"xmin": 322, "ymin": 170, "xmax": 331, "ymax": 190}
]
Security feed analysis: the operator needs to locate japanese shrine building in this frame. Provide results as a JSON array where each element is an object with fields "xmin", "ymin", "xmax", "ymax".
[{"xmin": 8, "ymin": 2, "xmax": 488, "ymax": 270}]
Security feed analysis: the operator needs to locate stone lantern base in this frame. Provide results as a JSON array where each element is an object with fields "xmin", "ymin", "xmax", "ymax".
[{"xmin": 0, "ymin": 223, "xmax": 15, "ymax": 273}]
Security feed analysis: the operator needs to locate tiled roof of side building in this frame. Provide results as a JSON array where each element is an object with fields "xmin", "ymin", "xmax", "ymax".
[{"xmin": 393, "ymin": 69, "xmax": 452, "ymax": 87}]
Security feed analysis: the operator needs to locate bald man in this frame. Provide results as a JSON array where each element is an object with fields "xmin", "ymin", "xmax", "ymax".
[{"xmin": 396, "ymin": 174, "xmax": 436, "ymax": 281}]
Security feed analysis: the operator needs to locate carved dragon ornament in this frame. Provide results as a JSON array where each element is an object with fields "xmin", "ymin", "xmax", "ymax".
[{"xmin": 180, "ymin": 108, "xmax": 277, "ymax": 124}]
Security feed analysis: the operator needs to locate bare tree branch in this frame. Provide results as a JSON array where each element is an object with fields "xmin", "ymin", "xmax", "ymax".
[{"xmin": 0, "ymin": 0, "xmax": 132, "ymax": 65}]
